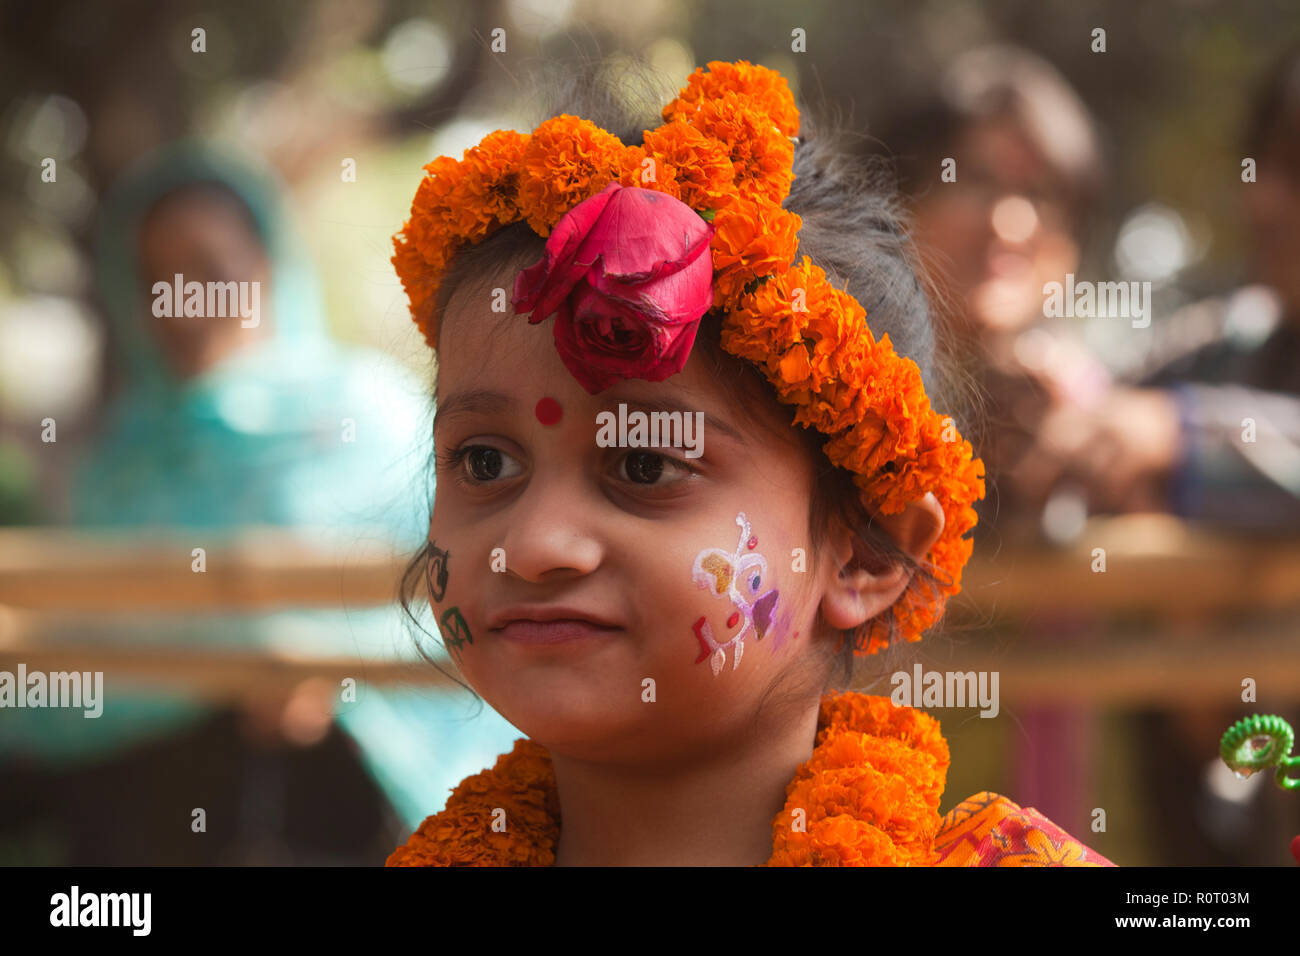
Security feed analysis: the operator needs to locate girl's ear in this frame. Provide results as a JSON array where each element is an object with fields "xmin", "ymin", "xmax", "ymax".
[{"xmin": 821, "ymin": 493, "xmax": 946, "ymax": 632}]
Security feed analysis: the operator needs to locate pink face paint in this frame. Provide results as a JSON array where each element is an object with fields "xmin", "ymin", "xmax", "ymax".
[
  {"xmin": 769, "ymin": 611, "xmax": 796, "ymax": 654},
  {"xmin": 534, "ymin": 397, "xmax": 562, "ymax": 425},
  {"xmin": 690, "ymin": 512, "xmax": 781, "ymax": 677}
]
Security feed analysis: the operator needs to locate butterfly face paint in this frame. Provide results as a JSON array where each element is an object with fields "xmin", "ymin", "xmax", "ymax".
[{"xmin": 690, "ymin": 512, "xmax": 781, "ymax": 676}]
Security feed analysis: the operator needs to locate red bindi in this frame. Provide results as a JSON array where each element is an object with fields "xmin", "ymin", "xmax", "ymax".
[
  {"xmin": 747, "ymin": 536, "xmax": 757, "ymax": 549},
  {"xmin": 726, "ymin": 612, "xmax": 740, "ymax": 628},
  {"xmin": 534, "ymin": 397, "xmax": 563, "ymax": 425}
]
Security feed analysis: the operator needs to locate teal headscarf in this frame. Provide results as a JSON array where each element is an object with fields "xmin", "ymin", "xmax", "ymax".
[
  {"xmin": 74, "ymin": 139, "xmax": 423, "ymax": 533},
  {"xmin": 1, "ymin": 142, "xmax": 521, "ymax": 831}
]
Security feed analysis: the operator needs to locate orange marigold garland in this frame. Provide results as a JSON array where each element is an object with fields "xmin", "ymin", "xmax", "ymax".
[
  {"xmin": 768, "ymin": 695, "xmax": 949, "ymax": 866},
  {"xmin": 662, "ymin": 59, "xmax": 802, "ymax": 138},
  {"xmin": 724, "ymin": 254, "xmax": 986, "ymax": 654},
  {"xmin": 390, "ymin": 59, "xmax": 986, "ymax": 655},
  {"xmin": 386, "ymin": 693, "xmax": 950, "ymax": 867}
]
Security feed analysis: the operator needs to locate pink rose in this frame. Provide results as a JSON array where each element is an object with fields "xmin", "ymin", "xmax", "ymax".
[{"xmin": 512, "ymin": 181, "xmax": 716, "ymax": 394}]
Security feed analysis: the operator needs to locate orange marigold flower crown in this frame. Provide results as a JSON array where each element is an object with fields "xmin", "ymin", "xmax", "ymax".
[{"xmin": 392, "ymin": 59, "xmax": 986, "ymax": 656}]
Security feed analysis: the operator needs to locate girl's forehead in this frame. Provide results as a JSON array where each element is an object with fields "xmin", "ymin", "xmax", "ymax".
[
  {"xmin": 435, "ymin": 311, "xmax": 724, "ymax": 434},
  {"xmin": 438, "ymin": 294, "xmax": 573, "ymax": 389},
  {"xmin": 436, "ymin": 326, "xmax": 719, "ymax": 420},
  {"xmin": 433, "ymin": 270, "xmax": 798, "ymax": 454}
]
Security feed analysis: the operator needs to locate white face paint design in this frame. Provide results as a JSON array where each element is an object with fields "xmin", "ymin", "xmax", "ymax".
[{"xmin": 690, "ymin": 512, "xmax": 781, "ymax": 677}]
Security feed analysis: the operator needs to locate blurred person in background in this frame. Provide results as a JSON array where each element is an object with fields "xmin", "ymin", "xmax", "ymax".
[
  {"xmin": 1014, "ymin": 46, "xmax": 1300, "ymax": 865},
  {"xmin": 0, "ymin": 142, "xmax": 520, "ymax": 864},
  {"xmin": 876, "ymin": 45, "xmax": 1113, "ymax": 843},
  {"xmin": 882, "ymin": 45, "xmax": 1109, "ymax": 542},
  {"xmin": 1017, "ymin": 47, "xmax": 1300, "ymax": 530}
]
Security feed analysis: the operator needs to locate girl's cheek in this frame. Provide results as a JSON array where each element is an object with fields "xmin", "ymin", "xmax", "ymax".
[
  {"xmin": 426, "ymin": 537, "xmax": 476, "ymax": 665},
  {"xmin": 684, "ymin": 511, "xmax": 788, "ymax": 678},
  {"xmin": 427, "ymin": 540, "xmax": 450, "ymax": 603}
]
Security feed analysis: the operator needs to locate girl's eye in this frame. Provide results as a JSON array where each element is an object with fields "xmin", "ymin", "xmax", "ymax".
[
  {"xmin": 448, "ymin": 445, "xmax": 523, "ymax": 483},
  {"xmin": 467, "ymin": 447, "xmax": 503, "ymax": 481},
  {"xmin": 618, "ymin": 451, "xmax": 692, "ymax": 486}
]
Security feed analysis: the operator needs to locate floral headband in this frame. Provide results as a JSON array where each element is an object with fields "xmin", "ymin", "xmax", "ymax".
[{"xmin": 392, "ymin": 60, "xmax": 986, "ymax": 656}]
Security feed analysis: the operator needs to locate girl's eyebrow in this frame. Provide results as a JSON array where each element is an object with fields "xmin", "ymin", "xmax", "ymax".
[
  {"xmin": 433, "ymin": 389, "xmax": 746, "ymax": 445},
  {"xmin": 614, "ymin": 397, "xmax": 746, "ymax": 444},
  {"xmin": 433, "ymin": 389, "xmax": 513, "ymax": 432}
]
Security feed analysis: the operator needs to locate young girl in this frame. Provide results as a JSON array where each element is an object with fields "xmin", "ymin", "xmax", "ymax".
[{"xmin": 384, "ymin": 59, "xmax": 1115, "ymax": 867}]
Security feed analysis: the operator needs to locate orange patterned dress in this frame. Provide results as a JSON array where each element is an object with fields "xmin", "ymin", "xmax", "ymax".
[{"xmin": 935, "ymin": 791, "xmax": 1113, "ymax": 866}]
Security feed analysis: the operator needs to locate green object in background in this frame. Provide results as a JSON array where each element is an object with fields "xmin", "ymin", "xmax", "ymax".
[
  {"xmin": 0, "ymin": 436, "xmax": 40, "ymax": 524},
  {"xmin": 1219, "ymin": 714, "xmax": 1299, "ymax": 790}
]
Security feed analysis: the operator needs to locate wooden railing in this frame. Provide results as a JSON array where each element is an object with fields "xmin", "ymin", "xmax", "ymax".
[{"xmin": 2, "ymin": 516, "xmax": 1298, "ymax": 702}]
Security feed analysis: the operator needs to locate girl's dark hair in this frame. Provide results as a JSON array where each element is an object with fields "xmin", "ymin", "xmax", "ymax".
[{"xmin": 397, "ymin": 54, "xmax": 981, "ymax": 704}]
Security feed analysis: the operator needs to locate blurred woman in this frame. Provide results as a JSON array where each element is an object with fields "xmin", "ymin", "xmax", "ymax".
[
  {"xmin": 1019, "ymin": 46, "xmax": 1300, "ymax": 865},
  {"xmin": 882, "ymin": 45, "xmax": 1108, "ymax": 540},
  {"xmin": 0, "ymin": 142, "xmax": 520, "ymax": 864}
]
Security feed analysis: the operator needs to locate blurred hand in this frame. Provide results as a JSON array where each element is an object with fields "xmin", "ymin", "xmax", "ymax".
[{"xmin": 1009, "ymin": 387, "xmax": 1183, "ymax": 514}]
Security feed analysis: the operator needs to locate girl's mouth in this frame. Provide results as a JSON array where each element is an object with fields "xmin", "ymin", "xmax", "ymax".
[{"xmin": 495, "ymin": 619, "xmax": 623, "ymax": 645}]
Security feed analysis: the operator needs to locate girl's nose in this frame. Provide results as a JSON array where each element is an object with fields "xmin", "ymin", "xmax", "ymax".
[{"xmin": 499, "ymin": 477, "xmax": 605, "ymax": 583}]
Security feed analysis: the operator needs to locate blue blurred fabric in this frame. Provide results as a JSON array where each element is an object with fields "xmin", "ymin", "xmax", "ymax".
[{"xmin": 0, "ymin": 141, "xmax": 520, "ymax": 830}]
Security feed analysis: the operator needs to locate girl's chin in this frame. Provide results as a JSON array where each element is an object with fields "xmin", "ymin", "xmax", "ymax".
[{"xmin": 481, "ymin": 688, "xmax": 650, "ymax": 745}]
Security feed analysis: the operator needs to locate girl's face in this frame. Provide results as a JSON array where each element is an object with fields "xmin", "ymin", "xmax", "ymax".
[{"xmin": 429, "ymin": 273, "xmax": 844, "ymax": 764}]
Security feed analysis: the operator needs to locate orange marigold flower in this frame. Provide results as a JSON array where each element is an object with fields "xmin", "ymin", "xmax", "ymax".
[
  {"xmin": 617, "ymin": 144, "xmax": 681, "ymax": 197},
  {"xmin": 406, "ymin": 155, "xmax": 462, "ymax": 264},
  {"xmin": 719, "ymin": 249, "xmax": 821, "ymax": 365},
  {"xmin": 392, "ymin": 228, "xmax": 447, "ymax": 346},
  {"xmin": 663, "ymin": 59, "xmax": 800, "ymax": 138},
  {"xmin": 722, "ymin": 256, "xmax": 856, "ymax": 402},
  {"xmin": 709, "ymin": 197, "xmax": 801, "ymax": 310},
  {"xmin": 791, "ymin": 393, "xmax": 870, "ymax": 437},
  {"xmin": 689, "ymin": 95, "xmax": 795, "ymax": 205},
  {"xmin": 633, "ymin": 120, "xmax": 737, "ymax": 212},
  {"xmin": 516, "ymin": 115, "xmax": 629, "ymax": 235},
  {"xmin": 456, "ymin": 128, "xmax": 530, "ymax": 239},
  {"xmin": 396, "ymin": 133, "xmax": 529, "ymax": 342},
  {"xmin": 822, "ymin": 415, "xmax": 900, "ymax": 484}
]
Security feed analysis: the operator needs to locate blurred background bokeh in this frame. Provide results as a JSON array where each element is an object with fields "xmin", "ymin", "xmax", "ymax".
[{"xmin": 1, "ymin": 0, "xmax": 1298, "ymax": 866}]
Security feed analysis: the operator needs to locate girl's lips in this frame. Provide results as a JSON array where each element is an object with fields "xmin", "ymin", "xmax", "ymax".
[{"xmin": 495, "ymin": 619, "xmax": 623, "ymax": 645}]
